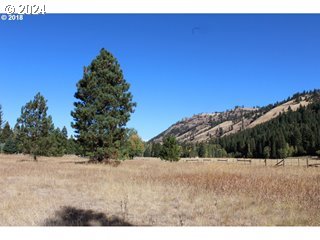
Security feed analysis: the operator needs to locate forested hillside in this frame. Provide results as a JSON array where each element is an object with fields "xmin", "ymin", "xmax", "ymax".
[
  {"xmin": 150, "ymin": 90, "xmax": 313, "ymax": 144},
  {"xmin": 217, "ymin": 98, "xmax": 320, "ymax": 158},
  {"xmin": 146, "ymin": 89, "xmax": 320, "ymax": 159}
]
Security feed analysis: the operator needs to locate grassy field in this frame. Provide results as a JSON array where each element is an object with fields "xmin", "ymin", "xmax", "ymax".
[{"xmin": 0, "ymin": 154, "xmax": 319, "ymax": 226}]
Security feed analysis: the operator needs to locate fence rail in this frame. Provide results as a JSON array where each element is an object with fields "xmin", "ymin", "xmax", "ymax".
[{"xmin": 183, "ymin": 157, "xmax": 320, "ymax": 167}]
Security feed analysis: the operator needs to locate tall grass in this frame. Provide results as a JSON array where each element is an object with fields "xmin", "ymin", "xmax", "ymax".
[{"xmin": 0, "ymin": 154, "xmax": 319, "ymax": 226}]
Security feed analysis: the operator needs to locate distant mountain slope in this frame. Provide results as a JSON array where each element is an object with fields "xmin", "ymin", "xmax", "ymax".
[
  {"xmin": 150, "ymin": 90, "xmax": 317, "ymax": 144},
  {"xmin": 247, "ymin": 98, "xmax": 309, "ymax": 129}
]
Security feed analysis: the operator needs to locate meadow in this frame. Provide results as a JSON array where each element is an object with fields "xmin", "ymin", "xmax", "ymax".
[{"xmin": 0, "ymin": 154, "xmax": 319, "ymax": 226}]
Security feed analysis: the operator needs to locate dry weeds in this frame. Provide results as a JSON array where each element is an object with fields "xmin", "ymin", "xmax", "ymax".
[{"xmin": 0, "ymin": 154, "xmax": 319, "ymax": 226}]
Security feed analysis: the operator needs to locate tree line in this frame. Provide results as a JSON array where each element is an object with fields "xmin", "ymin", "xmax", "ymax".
[
  {"xmin": 144, "ymin": 141, "xmax": 227, "ymax": 159},
  {"xmin": 0, "ymin": 96, "xmax": 79, "ymax": 159},
  {"xmin": 0, "ymin": 49, "xmax": 144, "ymax": 161}
]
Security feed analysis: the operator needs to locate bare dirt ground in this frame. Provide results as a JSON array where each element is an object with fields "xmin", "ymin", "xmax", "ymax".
[{"xmin": 0, "ymin": 154, "xmax": 319, "ymax": 226}]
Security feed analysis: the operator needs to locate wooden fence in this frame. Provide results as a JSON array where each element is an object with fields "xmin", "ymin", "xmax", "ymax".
[{"xmin": 184, "ymin": 157, "xmax": 320, "ymax": 167}]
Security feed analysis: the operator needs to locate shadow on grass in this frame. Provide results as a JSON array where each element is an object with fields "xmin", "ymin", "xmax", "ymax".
[
  {"xmin": 59, "ymin": 160, "xmax": 121, "ymax": 167},
  {"xmin": 58, "ymin": 161, "xmax": 88, "ymax": 164},
  {"xmin": 17, "ymin": 159, "xmax": 33, "ymax": 162},
  {"xmin": 44, "ymin": 206, "xmax": 133, "ymax": 226}
]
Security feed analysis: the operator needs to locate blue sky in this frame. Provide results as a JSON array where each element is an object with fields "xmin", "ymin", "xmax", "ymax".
[{"xmin": 0, "ymin": 14, "xmax": 319, "ymax": 140}]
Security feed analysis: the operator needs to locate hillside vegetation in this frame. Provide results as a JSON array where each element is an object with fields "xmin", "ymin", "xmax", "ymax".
[{"xmin": 147, "ymin": 90, "xmax": 320, "ymax": 159}]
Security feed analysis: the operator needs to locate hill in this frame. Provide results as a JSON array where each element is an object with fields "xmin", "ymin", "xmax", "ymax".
[{"xmin": 150, "ymin": 90, "xmax": 317, "ymax": 144}]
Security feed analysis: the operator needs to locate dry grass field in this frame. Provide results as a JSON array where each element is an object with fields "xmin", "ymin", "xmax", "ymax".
[{"xmin": 0, "ymin": 154, "xmax": 319, "ymax": 226}]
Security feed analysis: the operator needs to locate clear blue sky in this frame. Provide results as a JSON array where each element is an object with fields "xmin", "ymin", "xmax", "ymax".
[{"xmin": 0, "ymin": 14, "xmax": 319, "ymax": 140}]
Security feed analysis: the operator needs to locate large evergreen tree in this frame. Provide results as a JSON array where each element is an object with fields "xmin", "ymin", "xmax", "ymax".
[
  {"xmin": 16, "ymin": 93, "xmax": 54, "ymax": 160},
  {"xmin": 71, "ymin": 48, "xmax": 136, "ymax": 161}
]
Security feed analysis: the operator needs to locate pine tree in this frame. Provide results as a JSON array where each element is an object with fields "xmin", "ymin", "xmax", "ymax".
[
  {"xmin": 48, "ymin": 128, "xmax": 67, "ymax": 156},
  {"xmin": 66, "ymin": 135, "xmax": 78, "ymax": 155},
  {"xmin": 71, "ymin": 48, "xmax": 136, "ymax": 161},
  {"xmin": 0, "ymin": 122, "xmax": 13, "ymax": 143},
  {"xmin": 159, "ymin": 136, "xmax": 181, "ymax": 162},
  {"xmin": 16, "ymin": 93, "xmax": 54, "ymax": 161},
  {"xmin": 3, "ymin": 138, "xmax": 18, "ymax": 154},
  {"xmin": 291, "ymin": 128, "xmax": 302, "ymax": 148},
  {"xmin": 189, "ymin": 144, "xmax": 198, "ymax": 158},
  {"xmin": 198, "ymin": 143, "xmax": 207, "ymax": 158},
  {"xmin": 62, "ymin": 126, "xmax": 68, "ymax": 139}
]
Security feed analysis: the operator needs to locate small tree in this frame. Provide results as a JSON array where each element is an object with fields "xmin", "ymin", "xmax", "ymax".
[
  {"xmin": 16, "ymin": 93, "xmax": 54, "ymax": 161},
  {"xmin": 246, "ymin": 143, "xmax": 253, "ymax": 158},
  {"xmin": 0, "ymin": 122, "xmax": 13, "ymax": 143},
  {"xmin": 263, "ymin": 146, "xmax": 271, "ymax": 159},
  {"xmin": 143, "ymin": 144, "xmax": 152, "ymax": 157},
  {"xmin": 3, "ymin": 138, "xmax": 18, "ymax": 154},
  {"xmin": 61, "ymin": 126, "xmax": 68, "ymax": 138},
  {"xmin": 277, "ymin": 143, "xmax": 293, "ymax": 159},
  {"xmin": 71, "ymin": 48, "xmax": 136, "ymax": 161},
  {"xmin": 65, "ymin": 135, "xmax": 78, "ymax": 155},
  {"xmin": 151, "ymin": 143, "xmax": 162, "ymax": 157},
  {"xmin": 277, "ymin": 148, "xmax": 287, "ymax": 159},
  {"xmin": 48, "ymin": 128, "xmax": 68, "ymax": 157},
  {"xmin": 126, "ymin": 129, "xmax": 144, "ymax": 159},
  {"xmin": 198, "ymin": 143, "xmax": 207, "ymax": 158},
  {"xmin": 159, "ymin": 136, "xmax": 181, "ymax": 162}
]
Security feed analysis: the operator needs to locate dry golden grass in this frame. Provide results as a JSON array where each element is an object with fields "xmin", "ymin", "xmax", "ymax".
[{"xmin": 0, "ymin": 154, "xmax": 319, "ymax": 226}]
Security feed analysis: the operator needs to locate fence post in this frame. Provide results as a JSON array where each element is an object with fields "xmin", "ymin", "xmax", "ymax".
[
  {"xmin": 306, "ymin": 158, "xmax": 309, "ymax": 168},
  {"xmin": 264, "ymin": 159, "xmax": 267, "ymax": 167}
]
